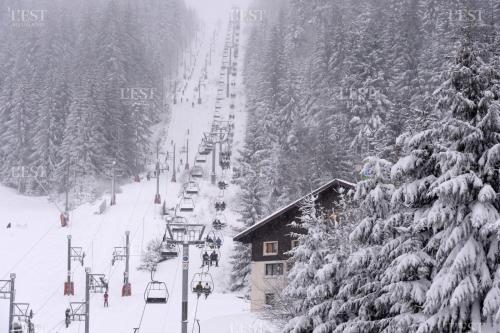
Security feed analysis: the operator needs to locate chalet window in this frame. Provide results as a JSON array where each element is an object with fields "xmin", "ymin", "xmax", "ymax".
[
  {"xmin": 265, "ymin": 293, "xmax": 275, "ymax": 306},
  {"xmin": 265, "ymin": 263, "xmax": 284, "ymax": 276},
  {"xmin": 263, "ymin": 241, "xmax": 278, "ymax": 256},
  {"xmin": 291, "ymin": 240, "xmax": 299, "ymax": 248}
]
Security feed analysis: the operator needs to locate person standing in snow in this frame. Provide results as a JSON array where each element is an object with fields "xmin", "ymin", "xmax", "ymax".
[
  {"xmin": 104, "ymin": 291, "xmax": 109, "ymax": 307},
  {"xmin": 65, "ymin": 308, "xmax": 71, "ymax": 327}
]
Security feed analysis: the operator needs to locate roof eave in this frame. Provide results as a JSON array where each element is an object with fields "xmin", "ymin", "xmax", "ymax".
[{"xmin": 233, "ymin": 178, "xmax": 355, "ymax": 242}]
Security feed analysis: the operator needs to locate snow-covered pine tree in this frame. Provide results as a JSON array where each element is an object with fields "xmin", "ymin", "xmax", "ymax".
[
  {"xmin": 282, "ymin": 194, "xmax": 337, "ymax": 332},
  {"xmin": 333, "ymin": 157, "xmax": 395, "ymax": 333},
  {"xmin": 344, "ymin": 1, "xmax": 392, "ymax": 163},
  {"xmin": 306, "ymin": 187, "xmax": 357, "ymax": 333},
  {"xmin": 229, "ymin": 163, "xmax": 266, "ymax": 292},
  {"xmin": 417, "ymin": 35, "xmax": 500, "ymax": 333},
  {"xmin": 279, "ymin": 187, "xmax": 355, "ymax": 332}
]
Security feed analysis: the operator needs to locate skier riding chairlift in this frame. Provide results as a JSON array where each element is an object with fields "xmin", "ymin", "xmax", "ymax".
[
  {"xmin": 203, "ymin": 283, "xmax": 212, "ymax": 298},
  {"xmin": 193, "ymin": 281, "xmax": 203, "ymax": 295},
  {"xmin": 202, "ymin": 252, "xmax": 210, "ymax": 267},
  {"xmin": 210, "ymin": 251, "xmax": 219, "ymax": 267},
  {"xmin": 215, "ymin": 237, "xmax": 222, "ymax": 249}
]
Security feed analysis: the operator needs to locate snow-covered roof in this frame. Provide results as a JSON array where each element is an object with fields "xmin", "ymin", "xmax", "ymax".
[{"xmin": 233, "ymin": 178, "xmax": 355, "ymax": 242}]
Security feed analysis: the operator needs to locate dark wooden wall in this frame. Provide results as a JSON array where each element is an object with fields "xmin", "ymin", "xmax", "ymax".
[{"xmin": 250, "ymin": 185, "xmax": 342, "ymax": 262}]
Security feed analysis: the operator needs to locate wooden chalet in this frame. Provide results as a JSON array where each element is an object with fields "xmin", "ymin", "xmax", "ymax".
[{"xmin": 233, "ymin": 178, "xmax": 355, "ymax": 311}]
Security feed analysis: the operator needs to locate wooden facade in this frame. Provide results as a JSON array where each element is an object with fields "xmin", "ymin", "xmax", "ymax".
[
  {"xmin": 233, "ymin": 178, "xmax": 355, "ymax": 311},
  {"xmin": 235, "ymin": 179, "xmax": 353, "ymax": 253}
]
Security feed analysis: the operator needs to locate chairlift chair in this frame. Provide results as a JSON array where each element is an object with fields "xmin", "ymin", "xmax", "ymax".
[
  {"xmin": 144, "ymin": 281, "xmax": 169, "ymax": 304},
  {"xmin": 190, "ymin": 166, "xmax": 204, "ymax": 178},
  {"xmin": 215, "ymin": 198, "xmax": 226, "ymax": 212},
  {"xmin": 198, "ymin": 144, "xmax": 212, "ymax": 156},
  {"xmin": 212, "ymin": 215, "xmax": 227, "ymax": 230},
  {"xmin": 184, "ymin": 181, "xmax": 200, "ymax": 195},
  {"xmin": 171, "ymin": 215, "xmax": 188, "ymax": 224},
  {"xmin": 164, "ymin": 214, "xmax": 173, "ymax": 224},
  {"xmin": 205, "ymin": 229, "xmax": 224, "ymax": 249},
  {"xmin": 200, "ymin": 243, "xmax": 221, "ymax": 259},
  {"xmin": 200, "ymin": 247, "xmax": 221, "ymax": 268},
  {"xmin": 160, "ymin": 241, "xmax": 178, "ymax": 260},
  {"xmin": 217, "ymin": 180, "xmax": 228, "ymax": 190},
  {"xmin": 11, "ymin": 322, "xmax": 24, "ymax": 333},
  {"xmin": 179, "ymin": 196, "xmax": 195, "ymax": 212},
  {"xmin": 195, "ymin": 154, "xmax": 207, "ymax": 163},
  {"xmin": 191, "ymin": 272, "xmax": 214, "ymax": 298}
]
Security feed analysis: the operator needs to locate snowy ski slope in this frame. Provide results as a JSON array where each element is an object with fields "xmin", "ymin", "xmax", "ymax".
[{"xmin": 0, "ymin": 6, "xmax": 274, "ymax": 333}]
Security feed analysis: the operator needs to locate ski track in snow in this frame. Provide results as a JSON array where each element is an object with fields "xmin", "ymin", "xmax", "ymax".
[{"xmin": 0, "ymin": 13, "xmax": 274, "ymax": 333}]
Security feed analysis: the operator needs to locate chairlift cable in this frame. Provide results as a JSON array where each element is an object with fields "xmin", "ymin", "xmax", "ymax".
[
  {"xmin": 0, "ymin": 223, "xmax": 59, "ymax": 279},
  {"xmin": 46, "ymin": 319, "xmax": 65, "ymax": 333},
  {"xmin": 191, "ymin": 296, "xmax": 201, "ymax": 333},
  {"xmin": 94, "ymin": 180, "xmax": 151, "ymax": 276},
  {"xmin": 136, "ymin": 301, "xmax": 149, "ymax": 331},
  {"xmin": 34, "ymin": 271, "xmax": 68, "ymax": 314},
  {"xmin": 160, "ymin": 254, "xmax": 182, "ymax": 331},
  {"xmin": 32, "ymin": 175, "xmax": 64, "ymax": 214}
]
